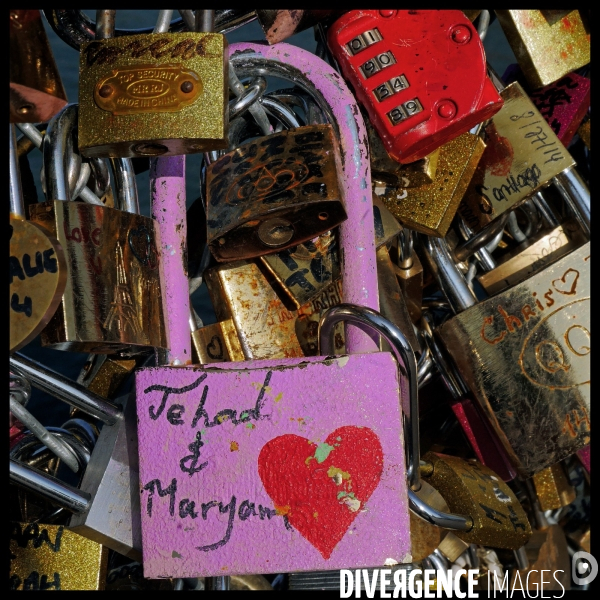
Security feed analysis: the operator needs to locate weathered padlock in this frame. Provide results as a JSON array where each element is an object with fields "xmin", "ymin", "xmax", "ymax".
[
  {"xmin": 28, "ymin": 104, "xmax": 167, "ymax": 353},
  {"xmin": 327, "ymin": 9, "xmax": 503, "ymax": 164},
  {"xmin": 457, "ymin": 75, "xmax": 577, "ymax": 234},
  {"xmin": 10, "ymin": 124, "xmax": 67, "ymax": 353},
  {"xmin": 422, "ymin": 234, "xmax": 590, "ymax": 478},
  {"xmin": 502, "ymin": 65, "xmax": 591, "ymax": 147},
  {"xmin": 9, "ymin": 10, "xmax": 68, "ymax": 123},
  {"xmin": 495, "ymin": 10, "xmax": 590, "ymax": 89},
  {"xmin": 134, "ymin": 41, "xmax": 420, "ymax": 578},
  {"xmin": 205, "ymin": 124, "xmax": 348, "ymax": 262},
  {"xmin": 419, "ymin": 452, "xmax": 532, "ymax": 549},
  {"xmin": 78, "ymin": 10, "xmax": 228, "ymax": 158},
  {"xmin": 377, "ymin": 131, "xmax": 486, "ymax": 237}
]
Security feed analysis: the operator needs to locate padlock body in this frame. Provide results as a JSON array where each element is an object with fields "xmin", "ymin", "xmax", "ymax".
[
  {"xmin": 328, "ymin": 10, "xmax": 503, "ymax": 164},
  {"xmin": 422, "ymin": 453, "xmax": 531, "ymax": 549},
  {"xmin": 377, "ymin": 132, "xmax": 485, "ymax": 237},
  {"xmin": 10, "ymin": 522, "xmax": 108, "ymax": 590},
  {"xmin": 136, "ymin": 353, "xmax": 410, "ymax": 577},
  {"xmin": 458, "ymin": 82, "xmax": 575, "ymax": 234},
  {"xmin": 439, "ymin": 242, "xmax": 590, "ymax": 478},
  {"xmin": 30, "ymin": 201, "xmax": 167, "ymax": 353},
  {"xmin": 495, "ymin": 10, "xmax": 590, "ymax": 89},
  {"xmin": 206, "ymin": 125, "xmax": 347, "ymax": 261},
  {"xmin": 78, "ymin": 33, "xmax": 228, "ymax": 158}
]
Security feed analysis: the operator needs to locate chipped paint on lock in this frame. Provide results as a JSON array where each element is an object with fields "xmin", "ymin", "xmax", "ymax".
[{"xmin": 136, "ymin": 353, "xmax": 409, "ymax": 576}]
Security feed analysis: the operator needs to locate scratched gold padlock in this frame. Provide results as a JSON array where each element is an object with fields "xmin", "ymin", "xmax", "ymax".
[
  {"xmin": 495, "ymin": 10, "xmax": 590, "ymax": 89},
  {"xmin": 29, "ymin": 104, "xmax": 166, "ymax": 353},
  {"xmin": 78, "ymin": 10, "xmax": 228, "ymax": 158},
  {"xmin": 420, "ymin": 452, "xmax": 532, "ymax": 549}
]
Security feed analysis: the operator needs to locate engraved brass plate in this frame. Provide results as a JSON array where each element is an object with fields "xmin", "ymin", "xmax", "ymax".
[
  {"xmin": 78, "ymin": 33, "xmax": 228, "ymax": 157},
  {"xmin": 379, "ymin": 132, "xmax": 485, "ymax": 237},
  {"xmin": 422, "ymin": 452, "xmax": 532, "ymax": 549},
  {"xmin": 29, "ymin": 201, "xmax": 167, "ymax": 353},
  {"xmin": 94, "ymin": 64, "xmax": 201, "ymax": 115},
  {"xmin": 191, "ymin": 319, "xmax": 245, "ymax": 364},
  {"xmin": 477, "ymin": 220, "xmax": 586, "ymax": 295},
  {"xmin": 439, "ymin": 243, "xmax": 590, "ymax": 478},
  {"xmin": 206, "ymin": 125, "xmax": 347, "ymax": 262},
  {"xmin": 10, "ymin": 217, "xmax": 66, "ymax": 352},
  {"xmin": 458, "ymin": 83, "xmax": 575, "ymax": 233},
  {"xmin": 10, "ymin": 522, "xmax": 108, "ymax": 590}
]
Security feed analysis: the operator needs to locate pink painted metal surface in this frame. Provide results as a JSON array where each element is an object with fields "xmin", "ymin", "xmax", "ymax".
[
  {"xmin": 136, "ymin": 353, "xmax": 410, "ymax": 577},
  {"xmin": 229, "ymin": 42, "xmax": 379, "ymax": 354},
  {"xmin": 577, "ymin": 445, "xmax": 590, "ymax": 473},
  {"xmin": 150, "ymin": 156, "xmax": 191, "ymax": 366}
]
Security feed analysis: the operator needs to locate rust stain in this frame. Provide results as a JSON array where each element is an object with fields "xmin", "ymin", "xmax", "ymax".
[
  {"xmin": 275, "ymin": 504, "xmax": 290, "ymax": 516},
  {"xmin": 230, "ymin": 441, "xmax": 239, "ymax": 452}
]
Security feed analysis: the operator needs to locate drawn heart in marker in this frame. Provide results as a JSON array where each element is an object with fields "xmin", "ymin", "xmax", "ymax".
[
  {"xmin": 552, "ymin": 268, "xmax": 579, "ymax": 295},
  {"xmin": 258, "ymin": 426, "xmax": 383, "ymax": 559},
  {"xmin": 128, "ymin": 226, "xmax": 157, "ymax": 269},
  {"xmin": 206, "ymin": 335, "xmax": 224, "ymax": 360}
]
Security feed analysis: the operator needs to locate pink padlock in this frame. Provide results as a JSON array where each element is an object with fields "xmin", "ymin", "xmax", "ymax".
[{"xmin": 136, "ymin": 42, "xmax": 418, "ymax": 578}]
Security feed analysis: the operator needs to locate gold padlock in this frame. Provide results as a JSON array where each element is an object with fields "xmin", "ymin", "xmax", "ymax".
[
  {"xmin": 532, "ymin": 462, "xmax": 576, "ymax": 512},
  {"xmin": 29, "ymin": 105, "xmax": 167, "ymax": 353},
  {"xmin": 495, "ymin": 10, "xmax": 590, "ymax": 89},
  {"xmin": 204, "ymin": 260, "xmax": 304, "ymax": 360},
  {"xmin": 78, "ymin": 11, "xmax": 228, "ymax": 158},
  {"xmin": 421, "ymin": 452, "xmax": 532, "ymax": 549},
  {"xmin": 378, "ymin": 132, "xmax": 486, "ymax": 237},
  {"xmin": 10, "ymin": 522, "xmax": 108, "ymax": 590},
  {"xmin": 458, "ymin": 82, "xmax": 576, "ymax": 234}
]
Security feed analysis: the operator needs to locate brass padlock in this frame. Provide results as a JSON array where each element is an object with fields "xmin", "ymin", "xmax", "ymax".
[
  {"xmin": 378, "ymin": 132, "xmax": 486, "ymax": 237},
  {"xmin": 458, "ymin": 81, "xmax": 576, "ymax": 234},
  {"xmin": 206, "ymin": 124, "xmax": 347, "ymax": 261},
  {"xmin": 10, "ymin": 522, "xmax": 108, "ymax": 590},
  {"xmin": 532, "ymin": 462, "xmax": 576, "ymax": 512},
  {"xmin": 78, "ymin": 10, "xmax": 228, "ymax": 158},
  {"xmin": 204, "ymin": 260, "xmax": 304, "ymax": 360},
  {"xmin": 495, "ymin": 10, "xmax": 590, "ymax": 89},
  {"xmin": 420, "ymin": 452, "xmax": 532, "ymax": 549},
  {"xmin": 429, "ymin": 239, "xmax": 590, "ymax": 478},
  {"xmin": 29, "ymin": 104, "xmax": 167, "ymax": 353}
]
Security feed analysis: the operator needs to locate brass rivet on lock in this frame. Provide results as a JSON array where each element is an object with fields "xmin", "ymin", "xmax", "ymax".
[
  {"xmin": 17, "ymin": 105, "xmax": 33, "ymax": 114},
  {"xmin": 98, "ymin": 84, "xmax": 113, "ymax": 98},
  {"xmin": 180, "ymin": 81, "xmax": 194, "ymax": 94},
  {"xmin": 131, "ymin": 143, "xmax": 169, "ymax": 156},
  {"xmin": 257, "ymin": 217, "xmax": 295, "ymax": 247},
  {"xmin": 318, "ymin": 212, "xmax": 329, "ymax": 221},
  {"xmin": 450, "ymin": 25, "xmax": 472, "ymax": 44},
  {"xmin": 437, "ymin": 100, "xmax": 457, "ymax": 119}
]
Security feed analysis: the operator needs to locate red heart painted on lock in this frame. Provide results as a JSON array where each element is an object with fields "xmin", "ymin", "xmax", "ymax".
[{"xmin": 258, "ymin": 425, "xmax": 383, "ymax": 559}]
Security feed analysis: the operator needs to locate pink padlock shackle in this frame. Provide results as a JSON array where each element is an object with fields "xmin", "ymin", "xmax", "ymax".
[{"xmin": 229, "ymin": 42, "xmax": 380, "ymax": 354}]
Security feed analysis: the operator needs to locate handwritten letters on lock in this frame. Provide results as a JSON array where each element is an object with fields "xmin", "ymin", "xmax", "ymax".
[{"xmin": 135, "ymin": 354, "xmax": 410, "ymax": 577}]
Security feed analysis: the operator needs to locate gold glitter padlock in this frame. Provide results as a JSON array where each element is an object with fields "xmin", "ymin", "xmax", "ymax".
[
  {"xmin": 78, "ymin": 12, "xmax": 228, "ymax": 158},
  {"xmin": 495, "ymin": 10, "xmax": 590, "ymax": 89},
  {"xmin": 9, "ymin": 522, "xmax": 108, "ymax": 590},
  {"xmin": 377, "ymin": 132, "xmax": 486, "ymax": 237},
  {"xmin": 421, "ymin": 452, "xmax": 532, "ymax": 549},
  {"xmin": 532, "ymin": 462, "xmax": 576, "ymax": 512}
]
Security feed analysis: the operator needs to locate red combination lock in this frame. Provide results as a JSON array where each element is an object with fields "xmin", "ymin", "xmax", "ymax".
[{"xmin": 327, "ymin": 10, "xmax": 504, "ymax": 164}]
